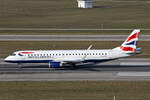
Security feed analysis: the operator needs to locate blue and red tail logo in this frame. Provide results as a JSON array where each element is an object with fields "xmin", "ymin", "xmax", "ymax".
[
  {"xmin": 120, "ymin": 30, "xmax": 140, "ymax": 52},
  {"xmin": 126, "ymin": 32, "xmax": 139, "ymax": 42},
  {"xmin": 120, "ymin": 46, "xmax": 136, "ymax": 52}
]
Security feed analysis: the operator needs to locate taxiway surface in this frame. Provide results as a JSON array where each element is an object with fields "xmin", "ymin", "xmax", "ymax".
[
  {"xmin": 0, "ymin": 58, "xmax": 150, "ymax": 81},
  {"xmin": 0, "ymin": 35, "xmax": 150, "ymax": 41}
]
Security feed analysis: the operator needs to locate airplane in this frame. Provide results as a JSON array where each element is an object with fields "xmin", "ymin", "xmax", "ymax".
[{"xmin": 4, "ymin": 29, "xmax": 141, "ymax": 69}]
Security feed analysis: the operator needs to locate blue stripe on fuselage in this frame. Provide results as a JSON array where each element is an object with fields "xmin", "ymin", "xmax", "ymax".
[
  {"xmin": 4, "ymin": 60, "xmax": 53, "ymax": 63},
  {"xmin": 4, "ymin": 59, "xmax": 115, "ymax": 63}
]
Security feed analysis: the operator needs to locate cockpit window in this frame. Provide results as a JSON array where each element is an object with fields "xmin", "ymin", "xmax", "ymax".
[{"xmin": 10, "ymin": 53, "xmax": 16, "ymax": 56}]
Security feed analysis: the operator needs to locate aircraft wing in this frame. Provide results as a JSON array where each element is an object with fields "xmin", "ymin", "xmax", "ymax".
[
  {"xmin": 53, "ymin": 45, "xmax": 93, "ymax": 63},
  {"xmin": 53, "ymin": 57, "xmax": 84, "ymax": 63}
]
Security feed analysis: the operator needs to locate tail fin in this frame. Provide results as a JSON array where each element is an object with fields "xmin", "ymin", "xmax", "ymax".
[{"xmin": 120, "ymin": 29, "xmax": 140, "ymax": 53}]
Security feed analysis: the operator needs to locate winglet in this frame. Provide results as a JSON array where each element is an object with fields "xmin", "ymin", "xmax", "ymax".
[{"xmin": 87, "ymin": 45, "xmax": 92, "ymax": 50}]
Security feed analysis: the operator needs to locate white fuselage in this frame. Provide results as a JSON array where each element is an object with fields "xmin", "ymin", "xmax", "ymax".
[{"xmin": 4, "ymin": 49, "xmax": 129, "ymax": 64}]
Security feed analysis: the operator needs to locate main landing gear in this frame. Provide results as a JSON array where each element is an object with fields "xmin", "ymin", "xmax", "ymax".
[{"xmin": 70, "ymin": 63, "xmax": 78, "ymax": 70}]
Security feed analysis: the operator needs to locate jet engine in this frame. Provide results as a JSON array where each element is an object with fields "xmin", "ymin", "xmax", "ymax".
[{"xmin": 49, "ymin": 61, "xmax": 62, "ymax": 68}]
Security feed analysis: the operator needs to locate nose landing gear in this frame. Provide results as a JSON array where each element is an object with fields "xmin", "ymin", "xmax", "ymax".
[{"xmin": 17, "ymin": 63, "xmax": 23, "ymax": 69}]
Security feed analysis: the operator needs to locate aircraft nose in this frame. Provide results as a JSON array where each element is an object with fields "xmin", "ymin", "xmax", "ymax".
[{"xmin": 4, "ymin": 56, "xmax": 11, "ymax": 62}]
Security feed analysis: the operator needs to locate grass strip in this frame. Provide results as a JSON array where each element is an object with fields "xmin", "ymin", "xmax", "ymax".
[
  {"xmin": 0, "ymin": 0, "xmax": 150, "ymax": 31},
  {"xmin": 0, "ymin": 81, "xmax": 150, "ymax": 100}
]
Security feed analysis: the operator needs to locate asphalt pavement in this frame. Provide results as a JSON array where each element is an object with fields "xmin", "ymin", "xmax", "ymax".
[
  {"xmin": 0, "ymin": 35, "xmax": 149, "ymax": 41},
  {"xmin": 0, "ymin": 58, "xmax": 150, "ymax": 81}
]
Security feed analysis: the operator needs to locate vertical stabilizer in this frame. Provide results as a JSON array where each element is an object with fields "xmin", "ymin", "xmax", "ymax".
[{"xmin": 120, "ymin": 29, "xmax": 140, "ymax": 53}]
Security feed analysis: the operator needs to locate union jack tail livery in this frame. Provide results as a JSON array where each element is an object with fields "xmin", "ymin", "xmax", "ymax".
[{"xmin": 120, "ymin": 29, "xmax": 140, "ymax": 53}]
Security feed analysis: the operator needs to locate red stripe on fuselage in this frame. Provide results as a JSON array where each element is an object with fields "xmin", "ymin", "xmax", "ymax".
[{"xmin": 20, "ymin": 52, "xmax": 34, "ymax": 54}]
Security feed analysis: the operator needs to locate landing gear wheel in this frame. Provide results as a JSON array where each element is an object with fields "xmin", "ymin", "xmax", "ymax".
[
  {"xmin": 18, "ymin": 63, "xmax": 23, "ymax": 70},
  {"xmin": 71, "ymin": 63, "xmax": 78, "ymax": 70}
]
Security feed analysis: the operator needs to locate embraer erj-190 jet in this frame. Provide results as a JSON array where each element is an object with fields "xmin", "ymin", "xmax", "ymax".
[{"xmin": 5, "ymin": 29, "xmax": 141, "ymax": 68}]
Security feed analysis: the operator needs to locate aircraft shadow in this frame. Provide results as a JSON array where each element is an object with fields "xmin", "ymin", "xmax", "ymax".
[{"xmin": 21, "ymin": 63, "xmax": 150, "ymax": 72}]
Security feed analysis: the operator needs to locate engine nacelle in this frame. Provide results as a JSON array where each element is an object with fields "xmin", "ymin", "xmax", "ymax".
[
  {"xmin": 136, "ymin": 48, "xmax": 142, "ymax": 54},
  {"xmin": 49, "ymin": 62, "xmax": 61, "ymax": 68}
]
